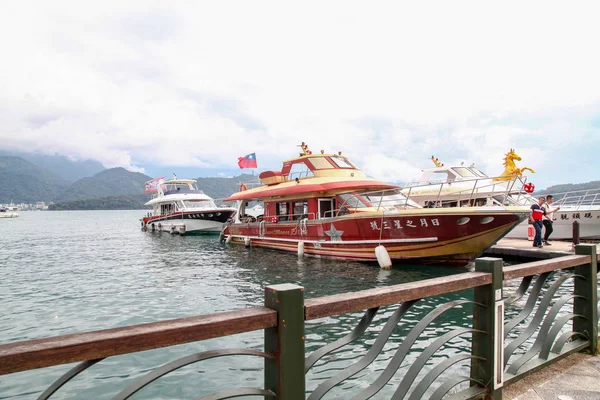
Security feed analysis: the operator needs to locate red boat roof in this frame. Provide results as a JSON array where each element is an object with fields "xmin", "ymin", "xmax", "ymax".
[
  {"xmin": 226, "ymin": 178, "xmax": 399, "ymax": 201},
  {"xmin": 226, "ymin": 142, "xmax": 400, "ymax": 201}
]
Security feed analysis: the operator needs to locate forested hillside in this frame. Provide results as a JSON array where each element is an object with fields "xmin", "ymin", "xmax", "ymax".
[
  {"xmin": 56, "ymin": 168, "xmax": 152, "ymax": 202},
  {"xmin": 47, "ymin": 173, "xmax": 259, "ymax": 210},
  {"xmin": 0, "ymin": 156, "xmax": 69, "ymax": 203},
  {"xmin": 535, "ymin": 180, "xmax": 600, "ymax": 196},
  {"xmin": 48, "ymin": 194, "xmax": 151, "ymax": 210}
]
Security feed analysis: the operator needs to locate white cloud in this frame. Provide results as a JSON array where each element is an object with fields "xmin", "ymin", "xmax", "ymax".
[{"xmin": 1, "ymin": 1, "xmax": 599, "ymax": 188}]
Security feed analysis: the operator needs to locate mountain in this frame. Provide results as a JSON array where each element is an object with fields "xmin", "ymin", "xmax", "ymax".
[
  {"xmin": 48, "ymin": 194, "xmax": 151, "ymax": 210},
  {"xmin": 195, "ymin": 173, "xmax": 258, "ymax": 201},
  {"xmin": 0, "ymin": 156, "xmax": 70, "ymax": 203},
  {"xmin": 0, "ymin": 151, "xmax": 105, "ymax": 182},
  {"xmin": 535, "ymin": 180, "xmax": 600, "ymax": 196},
  {"xmin": 56, "ymin": 168, "xmax": 153, "ymax": 202},
  {"xmin": 47, "ymin": 173, "xmax": 259, "ymax": 210}
]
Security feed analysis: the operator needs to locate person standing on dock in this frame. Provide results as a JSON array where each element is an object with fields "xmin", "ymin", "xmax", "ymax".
[
  {"xmin": 530, "ymin": 197, "xmax": 546, "ymax": 248},
  {"xmin": 542, "ymin": 195, "xmax": 560, "ymax": 245}
]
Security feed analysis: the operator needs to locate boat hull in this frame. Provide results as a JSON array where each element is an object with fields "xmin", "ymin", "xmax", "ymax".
[
  {"xmin": 223, "ymin": 208, "xmax": 528, "ymax": 266},
  {"xmin": 0, "ymin": 213, "xmax": 18, "ymax": 218},
  {"xmin": 142, "ymin": 210, "xmax": 235, "ymax": 234}
]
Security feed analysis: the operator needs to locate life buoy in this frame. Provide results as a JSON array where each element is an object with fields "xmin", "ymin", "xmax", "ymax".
[
  {"xmin": 272, "ymin": 216, "xmax": 279, "ymax": 223},
  {"xmin": 523, "ymin": 183, "xmax": 535, "ymax": 193},
  {"xmin": 239, "ymin": 183, "xmax": 247, "ymax": 192}
]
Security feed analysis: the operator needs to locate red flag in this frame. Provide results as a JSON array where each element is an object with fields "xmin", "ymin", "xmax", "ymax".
[
  {"xmin": 238, "ymin": 153, "xmax": 258, "ymax": 169},
  {"xmin": 145, "ymin": 177, "xmax": 165, "ymax": 193}
]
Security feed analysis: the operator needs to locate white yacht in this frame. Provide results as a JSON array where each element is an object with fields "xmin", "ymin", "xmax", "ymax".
[
  {"xmin": 0, "ymin": 207, "xmax": 19, "ymax": 218},
  {"xmin": 141, "ymin": 176, "xmax": 236, "ymax": 234},
  {"xmin": 401, "ymin": 153, "xmax": 600, "ymax": 240}
]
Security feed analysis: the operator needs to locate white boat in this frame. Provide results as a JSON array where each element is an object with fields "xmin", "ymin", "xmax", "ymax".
[
  {"xmin": 141, "ymin": 176, "xmax": 236, "ymax": 234},
  {"xmin": 401, "ymin": 151, "xmax": 600, "ymax": 240},
  {"xmin": 0, "ymin": 207, "xmax": 18, "ymax": 218}
]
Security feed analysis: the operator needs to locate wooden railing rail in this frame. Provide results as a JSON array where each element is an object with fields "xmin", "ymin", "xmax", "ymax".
[
  {"xmin": 304, "ymin": 272, "xmax": 491, "ymax": 320},
  {"xmin": 0, "ymin": 306, "xmax": 276, "ymax": 376},
  {"xmin": 503, "ymin": 254, "xmax": 591, "ymax": 280}
]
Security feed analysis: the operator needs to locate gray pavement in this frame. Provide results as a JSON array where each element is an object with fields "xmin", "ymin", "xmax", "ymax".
[{"xmin": 504, "ymin": 353, "xmax": 600, "ymax": 400}]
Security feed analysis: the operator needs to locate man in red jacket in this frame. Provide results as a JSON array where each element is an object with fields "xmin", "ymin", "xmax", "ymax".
[{"xmin": 530, "ymin": 197, "xmax": 546, "ymax": 248}]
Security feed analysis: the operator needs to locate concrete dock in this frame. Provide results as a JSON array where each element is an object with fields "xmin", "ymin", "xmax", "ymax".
[
  {"xmin": 485, "ymin": 238, "xmax": 599, "ymax": 260},
  {"xmin": 504, "ymin": 352, "xmax": 600, "ymax": 400}
]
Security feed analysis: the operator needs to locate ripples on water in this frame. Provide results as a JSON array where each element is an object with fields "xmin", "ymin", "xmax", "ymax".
[{"xmin": 0, "ymin": 211, "xmax": 575, "ymax": 399}]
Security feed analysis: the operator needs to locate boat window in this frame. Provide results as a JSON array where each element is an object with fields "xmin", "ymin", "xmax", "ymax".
[
  {"xmin": 363, "ymin": 190, "xmax": 421, "ymax": 209},
  {"xmin": 160, "ymin": 203, "xmax": 176, "ymax": 215},
  {"xmin": 470, "ymin": 168, "xmax": 487, "ymax": 177},
  {"xmin": 307, "ymin": 157, "xmax": 334, "ymax": 170},
  {"xmin": 329, "ymin": 156, "xmax": 354, "ymax": 169},
  {"xmin": 183, "ymin": 200, "xmax": 216, "ymax": 209},
  {"xmin": 429, "ymin": 171, "xmax": 456, "ymax": 183},
  {"xmin": 288, "ymin": 163, "xmax": 314, "ymax": 180},
  {"xmin": 318, "ymin": 198, "xmax": 335, "ymax": 218},
  {"xmin": 292, "ymin": 200, "xmax": 308, "ymax": 220},
  {"xmin": 454, "ymin": 167, "xmax": 477, "ymax": 178},
  {"xmin": 246, "ymin": 201, "xmax": 263, "ymax": 220},
  {"xmin": 337, "ymin": 193, "xmax": 370, "ymax": 208},
  {"xmin": 276, "ymin": 201, "xmax": 289, "ymax": 221}
]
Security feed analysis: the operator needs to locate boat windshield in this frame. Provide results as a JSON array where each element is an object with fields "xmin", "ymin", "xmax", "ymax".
[
  {"xmin": 308, "ymin": 157, "xmax": 334, "ymax": 169},
  {"xmin": 364, "ymin": 191, "xmax": 421, "ymax": 209},
  {"xmin": 338, "ymin": 190, "xmax": 420, "ymax": 210},
  {"xmin": 453, "ymin": 167, "xmax": 478, "ymax": 178},
  {"xmin": 182, "ymin": 199, "xmax": 216, "ymax": 209},
  {"xmin": 429, "ymin": 171, "xmax": 456, "ymax": 183},
  {"xmin": 471, "ymin": 167, "xmax": 487, "ymax": 177},
  {"xmin": 493, "ymin": 193, "xmax": 534, "ymax": 206},
  {"xmin": 330, "ymin": 156, "xmax": 354, "ymax": 169},
  {"xmin": 288, "ymin": 162, "xmax": 314, "ymax": 180}
]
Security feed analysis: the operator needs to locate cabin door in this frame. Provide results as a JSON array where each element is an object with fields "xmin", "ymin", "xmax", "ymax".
[{"xmin": 318, "ymin": 198, "xmax": 335, "ymax": 219}]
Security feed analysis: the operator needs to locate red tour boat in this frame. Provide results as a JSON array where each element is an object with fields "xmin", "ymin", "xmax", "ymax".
[{"xmin": 221, "ymin": 143, "xmax": 529, "ymax": 266}]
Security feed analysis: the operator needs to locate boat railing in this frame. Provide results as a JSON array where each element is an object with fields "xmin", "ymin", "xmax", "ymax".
[
  {"xmin": 288, "ymin": 170, "xmax": 314, "ymax": 181},
  {"xmin": 239, "ymin": 180, "xmax": 265, "ymax": 190},
  {"xmin": 271, "ymin": 212, "xmax": 316, "ymax": 222},
  {"xmin": 400, "ymin": 174, "xmax": 530, "ymax": 208},
  {"xmin": 334, "ymin": 188, "xmax": 421, "ymax": 216},
  {"xmin": 163, "ymin": 187, "xmax": 203, "ymax": 196},
  {"xmin": 550, "ymin": 188, "xmax": 600, "ymax": 207}
]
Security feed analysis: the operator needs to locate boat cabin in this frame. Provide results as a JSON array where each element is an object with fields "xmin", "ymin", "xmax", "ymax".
[
  {"xmin": 402, "ymin": 163, "xmax": 537, "ymax": 209},
  {"xmin": 147, "ymin": 178, "xmax": 219, "ymax": 216},
  {"xmin": 410, "ymin": 165, "xmax": 488, "ymax": 186},
  {"xmin": 229, "ymin": 143, "xmax": 419, "ymax": 223}
]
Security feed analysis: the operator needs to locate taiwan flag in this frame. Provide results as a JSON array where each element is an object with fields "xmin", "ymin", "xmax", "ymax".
[
  {"xmin": 144, "ymin": 177, "xmax": 165, "ymax": 193},
  {"xmin": 238, "ymin": 153, "xmax": 258, "ymax": 169}
]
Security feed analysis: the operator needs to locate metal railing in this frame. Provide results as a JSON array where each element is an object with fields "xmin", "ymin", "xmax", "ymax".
[
  {"xmin": 401, "ymin": 174, "xmax": 531, "ymax": 208},
  {"xmin": 551, "ymin": 188, "xmax": 600, "ymax": 208},
  {"xmin": 0, "ymin": 245, "xmax": 597, "ymax": 399}
]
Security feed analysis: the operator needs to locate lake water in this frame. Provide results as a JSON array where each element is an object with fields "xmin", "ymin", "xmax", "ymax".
[{"xmin": 0, "ymin": 211, "xmax": 546, "ymax": 399}]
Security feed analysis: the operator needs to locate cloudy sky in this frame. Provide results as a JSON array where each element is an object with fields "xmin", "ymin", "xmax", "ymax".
[{"xmin": 1, "ymin": 1, "xmax": 599, "ymax": 189}]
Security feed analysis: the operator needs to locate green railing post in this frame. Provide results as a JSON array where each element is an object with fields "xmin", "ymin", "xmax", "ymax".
[
  {"xmin": 574, "ymin": 244, "xmax": 598, "ymax": 355},
  {"xmin": 471, "ymin": 257, "xmax": 504, "ymax": 400},
  {"xmin": 264, "ymin": 283, "xmax": 305, "ymax": 399}
]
